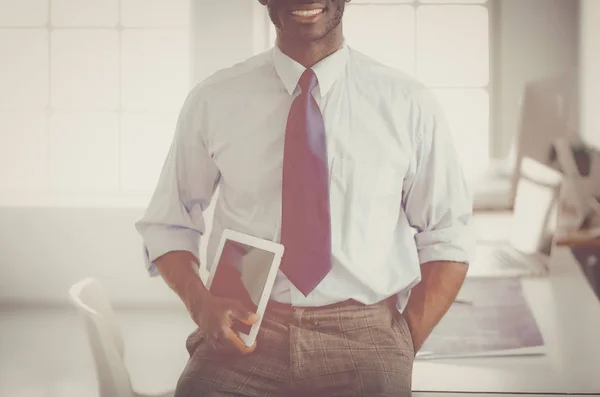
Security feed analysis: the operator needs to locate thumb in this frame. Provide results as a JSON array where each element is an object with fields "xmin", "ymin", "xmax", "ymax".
[{"xmin": 229, "ymin": 301, "xmax": 259, "ymax": 325}]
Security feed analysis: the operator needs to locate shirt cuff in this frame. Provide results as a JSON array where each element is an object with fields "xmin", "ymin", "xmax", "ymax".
[
  {"xmin": 142, "ymin": 226, "xmax": 201, "ymax": 277},
  {"xmin": 415, "ymin": 227, "xmax": 473, "ymax": 265}
]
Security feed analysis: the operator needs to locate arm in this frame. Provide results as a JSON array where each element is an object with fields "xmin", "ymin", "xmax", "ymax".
[
  {"xmin": 135, "ymin": 85, "xmax": 218, "ymax": 300},
  {"xmin": 401, "ymin": 88, "xmax": 473, "ymax": 352},
  {"xmin": 135, "ymin": 88, "xmax": 257, "ymax": 353},
  {"xmin": 155, "ymin": 251, "xmax": 210, "ymax": 319},
  {"xmin": 403, "ymin": 260, "xmax": 467, "ymax": 352}
]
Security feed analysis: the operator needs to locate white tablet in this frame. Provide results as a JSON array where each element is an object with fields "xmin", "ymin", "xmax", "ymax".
[{"xmin": 206, "ymin": 228, "xmax": 284, "ymax": 347}]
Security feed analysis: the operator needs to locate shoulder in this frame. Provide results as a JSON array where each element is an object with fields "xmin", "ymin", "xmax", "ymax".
[
  {"xmin": 347, "ymin": 47, "xmax": 427, "ymax": 95},
  {"xmin": 347, "ymin": 47, "xmax": 446, "ymax": 142},
  {"xmin": 201, "ymin": 49, "xmax": 275, "ymax": 90},
  {"xmin": 182, "ymin": 49, "xmax": 275, "ymax": 111},
  {"xmin": 347, "ymin": 46, "xmax": 440, "ymax": 114},
  {"xmin": 175, "ymin": 50, "xmax": 275, "ymax": 137}
]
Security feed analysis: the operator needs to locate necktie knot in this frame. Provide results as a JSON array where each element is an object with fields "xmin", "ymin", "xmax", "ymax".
[{"xmin": 299, "ymin": 69, "xmax": 318, "ymax": 94}]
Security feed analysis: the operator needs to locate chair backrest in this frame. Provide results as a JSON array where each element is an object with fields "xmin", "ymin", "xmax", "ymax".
[
  {"xmin": 509, "ymin": 156, "xmax": 563, "ymax": 255},
  {"xmin": 553, "ymin": 137, "xmax": 600, "ymax": 228},
  {"xmin": 68, "ymin": 278, "xmax": 134, "ymax": 397}
]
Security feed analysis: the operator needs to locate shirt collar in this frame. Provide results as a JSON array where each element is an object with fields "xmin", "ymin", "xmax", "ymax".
[{"xmin": 272, "ymin": 39, "xmax": 349, "ymax": 97}]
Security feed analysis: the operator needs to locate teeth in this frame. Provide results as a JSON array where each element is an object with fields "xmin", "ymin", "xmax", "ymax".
[{"xmin": 292, "ymin": 9, "xmax": 323, "ymax": 17}]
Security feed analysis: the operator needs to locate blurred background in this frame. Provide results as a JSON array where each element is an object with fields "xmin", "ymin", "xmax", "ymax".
[
  {"xmin": 0, "ymin": 0, "xmax": 599, "ymax": 396},
  {"xmin": 1, "ymin": 0, "xmax": 596, "ymax": 306}
]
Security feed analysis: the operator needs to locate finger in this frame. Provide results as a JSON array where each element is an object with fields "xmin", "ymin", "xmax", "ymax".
[
  {"xmin": 206, "ymin": 335, "xmax": 219, "ymax": 350},
  {"xmin": 223, "ymin": 310, "xmax": 234, "ymax": 328},
  {"xmin": 222, "ymin": 327, "xmax": 256, "ymax": 354},
  {"xmin": 206, "ymin": 330, "xmax": 223, "ymax": 349},
  {"xmin": 230, "ymin": 302, "xmax": 260, "ymax": 325}
]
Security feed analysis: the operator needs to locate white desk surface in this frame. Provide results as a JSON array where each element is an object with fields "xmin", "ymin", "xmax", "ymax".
[{"xmin": 412, "ymin": 246, "xmax": 600, "ymax": 395}]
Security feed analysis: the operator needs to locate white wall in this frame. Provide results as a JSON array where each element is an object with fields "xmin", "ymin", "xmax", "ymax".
[
  {"xmin": 580, "ymin": 0, "xmax": 600, "ymax": 150},
  {"xmin": 494, "ymin": 0, "xmax": 579, "ymax": 157},
  {"xmin": 0, "ymin": 207, "xmax": 178, "ymax": 306}
]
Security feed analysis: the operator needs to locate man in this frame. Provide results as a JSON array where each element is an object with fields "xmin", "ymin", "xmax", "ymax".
[{"xmin": 135, "ymin": 0, "xmax": 472, "ymax": 395}]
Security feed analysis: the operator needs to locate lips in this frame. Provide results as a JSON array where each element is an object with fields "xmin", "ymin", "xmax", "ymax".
[
  {"xmin": 291, "ymin": 8, "xmax": 324, "ymax": 17},
  {"xmin": 291, "ymin": 4, "xmax": 325, "ymax": 10},
  {"xmin": 290, "ymin": 1, "xmax": 327, "ymax": 10},
  {"xmin": 289, "ymin": 2, "xmax": 327, "ymax": 22}
]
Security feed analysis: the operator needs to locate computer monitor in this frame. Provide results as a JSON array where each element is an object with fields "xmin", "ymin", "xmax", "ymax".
[{"xmin": 511, "ymin": 71, "xmax": 579, "ymax": 205}]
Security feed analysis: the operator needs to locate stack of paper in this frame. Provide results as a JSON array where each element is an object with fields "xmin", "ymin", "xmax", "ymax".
[{"xmin": 417, "ymin": 277, "xmax": 546, "ymax": 359}]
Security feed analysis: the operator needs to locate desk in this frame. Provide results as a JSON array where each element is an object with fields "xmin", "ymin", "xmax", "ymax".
[
  {"xmin": 555, "ymin": 231, "xmax": 600, "ymax": 247},
  {"xmin": 412, "ymin": 246, "xmax": 600, "ymax": 395}
]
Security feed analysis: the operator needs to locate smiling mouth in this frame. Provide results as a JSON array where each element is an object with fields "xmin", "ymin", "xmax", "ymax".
[
  {"xmin": 291, "ymin": 9, "xmax": 324, "ymax": 17},
  {"xmin": 289, "ymin": 5, "xmax": 326, "ymax": 23}
]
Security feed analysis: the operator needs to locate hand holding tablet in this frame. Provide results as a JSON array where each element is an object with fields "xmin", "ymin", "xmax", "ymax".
[
  {"xmin": 204, "ymin": 229, "xmax": 285, "ymax": 351},
  {"xmin": 192, "ymin": 292, "xmax": 260, "ymax": 354}
]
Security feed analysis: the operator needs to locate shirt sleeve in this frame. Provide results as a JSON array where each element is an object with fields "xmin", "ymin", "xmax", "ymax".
[
  {"xmin": 135, "ymin": 87, "xmax": 220, "ymax": 277},
  {"xmin": 402, "ymin": 88, "xmax": 474, "ymax": 265}
]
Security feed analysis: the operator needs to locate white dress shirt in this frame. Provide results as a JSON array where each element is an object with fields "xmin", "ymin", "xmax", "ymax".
[{"xmin": 135, "ymin": 40, "xmax": 473, "ymax": 309}]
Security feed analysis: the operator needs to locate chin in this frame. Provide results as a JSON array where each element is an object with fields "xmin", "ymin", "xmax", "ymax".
[
  {"xmin": 280, "ymin": 19, "xmax": 339, "ymax": 43},
  {"xmin": 288, "ymin": 28, "xmax": 330, "ymax": 42}
]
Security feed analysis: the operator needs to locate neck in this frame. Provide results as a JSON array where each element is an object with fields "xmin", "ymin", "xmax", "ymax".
[{"xmin": 277, "ymin": 30, "xmax": 343, "ymax": 68}]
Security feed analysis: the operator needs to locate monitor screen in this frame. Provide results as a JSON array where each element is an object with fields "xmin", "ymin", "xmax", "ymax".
[{"xmin": 208, "ymin": 239, "xmax": 275, "ymax": 335}]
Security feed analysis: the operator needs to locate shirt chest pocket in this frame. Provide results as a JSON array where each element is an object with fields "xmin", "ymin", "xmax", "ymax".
[
  {"xmin": 329, "ymin": 155, "xmax": 406, "ymax": 257},
  {"xmin": 330, "ymin": 156, "xmax": 405, "ymax": 201}
]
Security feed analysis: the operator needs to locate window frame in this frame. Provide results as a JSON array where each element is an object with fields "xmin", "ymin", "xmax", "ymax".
[{"xmin": 0, "ymin": 0, "xmax": 192, "ymax": 206}]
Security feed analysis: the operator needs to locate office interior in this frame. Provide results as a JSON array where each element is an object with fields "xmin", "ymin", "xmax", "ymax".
[{"xmin": 1, "ymin": 0, "xmax": 600, "ymax": 396}]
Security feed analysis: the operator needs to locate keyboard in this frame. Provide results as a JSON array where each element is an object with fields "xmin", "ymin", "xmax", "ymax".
[{"xmin": 468, "ymin": 245, "xmax": 548, "ymax": 278}]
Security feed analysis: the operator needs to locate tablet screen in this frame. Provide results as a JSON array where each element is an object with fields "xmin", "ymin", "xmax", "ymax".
[{"xmin": 209, "ymin": 239, "xmax": 276, "ymax": 335}]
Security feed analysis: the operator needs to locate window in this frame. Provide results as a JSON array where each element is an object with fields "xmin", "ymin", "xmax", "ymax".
[
  {"xmin": 258, "ymin": 0, "xmax": 491, "ymax": 182},
  {"xmin": 0, "ymin": 0, "xmax": 191, "ymax": 206}
]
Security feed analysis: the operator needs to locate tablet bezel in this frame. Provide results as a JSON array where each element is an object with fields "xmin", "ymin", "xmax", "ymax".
[{"xmin": 206, "ymin": 228, "xmax": 285, "ymax": 347}]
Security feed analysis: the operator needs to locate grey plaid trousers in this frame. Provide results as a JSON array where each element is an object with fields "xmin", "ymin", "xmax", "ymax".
[{"xmin": 174, "ymin": 297, "xmax": 415, "ymax": 397}]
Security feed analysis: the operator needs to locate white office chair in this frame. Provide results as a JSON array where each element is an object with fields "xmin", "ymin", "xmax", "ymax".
[{"xmin": 68, "ymin": 278, "xmax": 175, "ymax": 397}]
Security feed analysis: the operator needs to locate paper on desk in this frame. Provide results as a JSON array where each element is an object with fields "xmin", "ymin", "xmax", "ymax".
[
  {"xmin": 416, "ymin": 346, "xmax": 546, "ymax": 360},
  {"xmin": 417, "ymin": 277, "xmax": 545, "ymax": 359}
]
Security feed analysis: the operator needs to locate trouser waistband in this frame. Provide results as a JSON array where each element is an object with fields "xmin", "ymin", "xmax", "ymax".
[{"xmin": 266, "ymin": 295, "xmax": 396, "ymax": 312}]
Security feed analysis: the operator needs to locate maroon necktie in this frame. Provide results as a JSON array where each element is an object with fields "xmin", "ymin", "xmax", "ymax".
[{"xmin": 280, "ymin": 69, "xmax": 332, "ymax": 296}]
